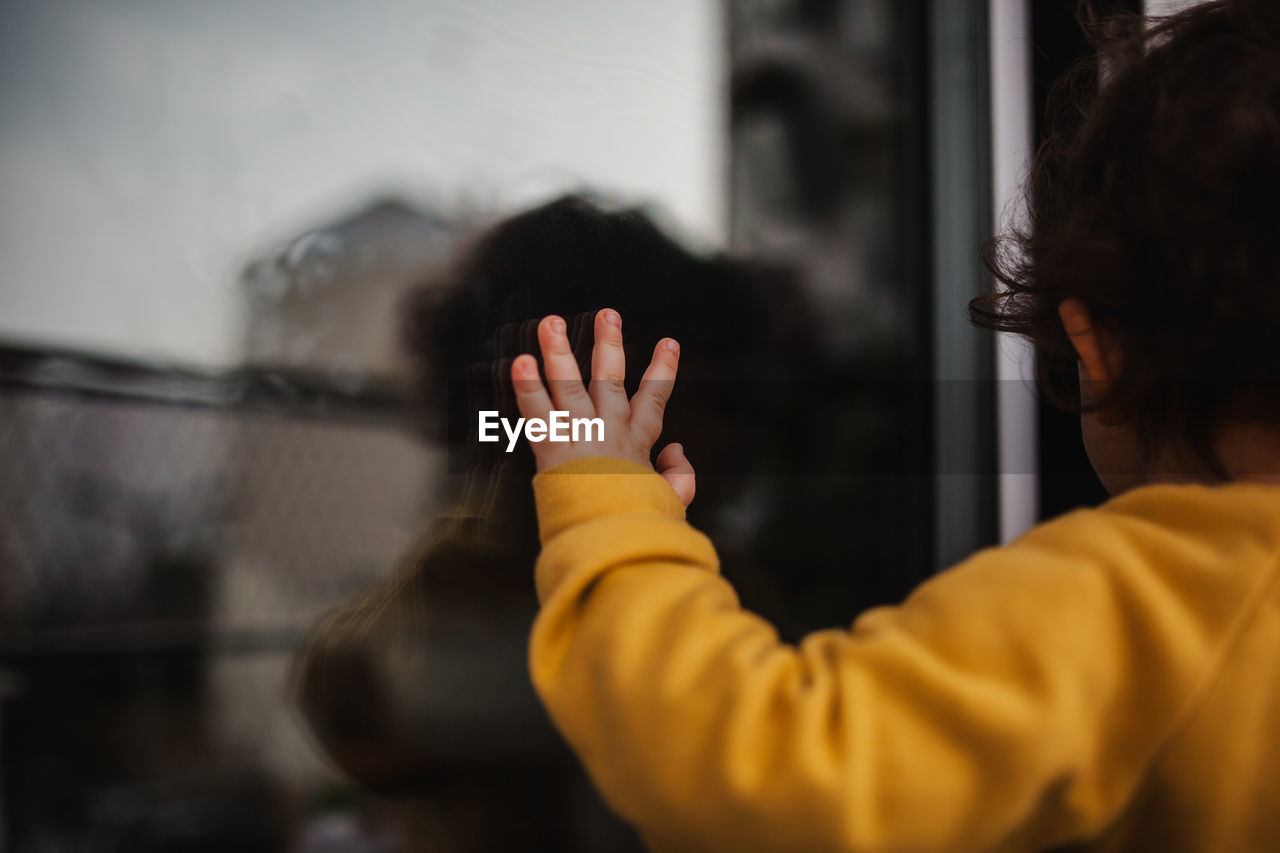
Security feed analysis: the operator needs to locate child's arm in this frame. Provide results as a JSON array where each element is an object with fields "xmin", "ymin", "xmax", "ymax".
[
  {"xmin": 512, "ymin": 311, "xmax": 1232, "ymax": 852},
  {"xmin": 530, "ymin": 464, "xmax": 1246, "ymax": 853}
]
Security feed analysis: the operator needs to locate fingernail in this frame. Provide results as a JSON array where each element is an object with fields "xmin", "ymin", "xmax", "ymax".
[
  {"xmin": 512, "ymin": 355, "xmax": 535, "ymax": 378},
  {"xmin": 550, "ymin": 317, "xmax": 566, "ymax": 335},
  {"xmin": 664, "ymin": 339, "xmax": 680, "ymax": 354},
  {"xmin": 604, "ymin": 309, "xmax": 621, "ymax": 327}
]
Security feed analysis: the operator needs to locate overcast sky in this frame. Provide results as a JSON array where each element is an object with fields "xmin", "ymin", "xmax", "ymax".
[{"xmin": 0, "ymin": 0, "xmax": 723, "ymax": 366}]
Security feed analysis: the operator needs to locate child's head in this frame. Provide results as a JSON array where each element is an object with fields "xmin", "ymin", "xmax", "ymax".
[
  {"xmin": 401, "ymin": 194, "xmax": 819, "ymax": 488},
  {"xmin": 972, "ymin": 0, "xmax": 1280, "ymax": 491}
]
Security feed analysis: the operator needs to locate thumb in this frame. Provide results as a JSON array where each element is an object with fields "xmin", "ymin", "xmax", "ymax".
[{"xmin": 655, "ymin": 442, "xmax": 696, "ymax": 508}]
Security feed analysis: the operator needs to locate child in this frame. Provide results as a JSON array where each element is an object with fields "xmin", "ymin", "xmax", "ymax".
[{"xmin": 509, "ymin": 2, "xmax": 1280, "ymax": 850}]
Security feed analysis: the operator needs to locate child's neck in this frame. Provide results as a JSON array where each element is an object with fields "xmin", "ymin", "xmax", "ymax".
[
  {"xmin": 1212, "ymin": 423, "xmax": 1280, "ymax": 485},
  {"xmin": 1137, "ymin": 423, "xmax": 1280, "ymax": 490}
]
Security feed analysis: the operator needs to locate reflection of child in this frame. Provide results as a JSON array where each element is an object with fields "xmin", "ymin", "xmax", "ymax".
[
  {"xmin": 513, "ymin": 3, "xmax": 1280, "ymax": 850},
  {"xmin": 292, "ymin": 196, "xmax": 818, "ymax": 851}
]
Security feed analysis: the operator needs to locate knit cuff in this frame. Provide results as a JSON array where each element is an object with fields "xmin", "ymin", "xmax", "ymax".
[{"xmin": 532, "ymin": 456, "xmax": 686, "ymax": 543}]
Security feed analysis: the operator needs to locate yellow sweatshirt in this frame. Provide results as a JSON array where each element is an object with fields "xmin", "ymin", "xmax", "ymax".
[{"xmin": 528, "ymin": 457, "xmax": 1280, "ymax": 853}]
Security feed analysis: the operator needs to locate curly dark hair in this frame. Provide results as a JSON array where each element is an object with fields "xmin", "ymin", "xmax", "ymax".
[
  {"xmin": 401, "ymin": 194, "xmax": 820, "ymax": 464},
  {"xmin": 970, "ymin": 0, "xmax": 1280, "ymax": 472}
]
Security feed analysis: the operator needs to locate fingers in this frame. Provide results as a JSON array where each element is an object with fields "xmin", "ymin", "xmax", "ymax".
[
  {"xmin": 656, "ymin": 442, "xmax": 696, "ymax": 507},
  {"xmin": 570, "ymin": 311, "xmax": 593, "ymax": 373},
  {"xmin": 493, "ymin": 356, "xmax": 517, "ymax": 423},
  {"xmin": 511, "ymin": 353, "xmax": 553, "ymax": 422},
  {"xmin": 497, "ymin": 321, "xmax": 520, "ymax": 360},
  {"xmin": 490, "ymin": 322, "xmax": 522, "ymax": 421},
  {"xmin": 537, "ymin": 315, "xmax": 593, "ymax": 417},
  {"xmin": 590, "ymin": 309, "xmax": 626, "ymax": 383},
  {"xmin": 629, "ymin": 338, "xmax": 680, "ymax": 446},
  {"xmin": 589, "ymin": 309, "xmax": 629, "ymax": 420},
  {"xmin": 518, "ymin": 318, "xmax": 540, "ymax": 365}
]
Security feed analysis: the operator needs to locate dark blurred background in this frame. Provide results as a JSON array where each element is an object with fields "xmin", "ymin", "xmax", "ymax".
[{"xmin": 0, "ymin": 0, "xmax": 1143, "ymax": 849}]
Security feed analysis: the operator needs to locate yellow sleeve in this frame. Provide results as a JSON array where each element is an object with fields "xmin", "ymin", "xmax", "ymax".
[{"xmin": 528, "ymin": 458, "xmax": 1245, "ymax": 853}]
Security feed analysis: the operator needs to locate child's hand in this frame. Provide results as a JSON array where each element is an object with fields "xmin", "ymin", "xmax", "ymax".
[{"xmin": 511, "ymin": 309, "xmax": 696, "ymax": 507}]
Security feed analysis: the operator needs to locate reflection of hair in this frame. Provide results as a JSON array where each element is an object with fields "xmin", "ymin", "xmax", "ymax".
[
  {"xmin": 971, "ymin": 0, "xmax": 1280, "ymax": 470},
  {"xmin": 402, "ymin": 194, "xmax": 819, "ymax": 458}
]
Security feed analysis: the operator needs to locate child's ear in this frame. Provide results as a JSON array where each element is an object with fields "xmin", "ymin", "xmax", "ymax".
[{"xmin": 1058, "ymin": 298, "xmax": 1121, "ymax": 414}]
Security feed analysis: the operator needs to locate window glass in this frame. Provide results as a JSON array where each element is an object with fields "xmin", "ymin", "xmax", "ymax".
[{"xmin": 0, "ymin": 2, "xmax": 981, "ymax": 849}]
